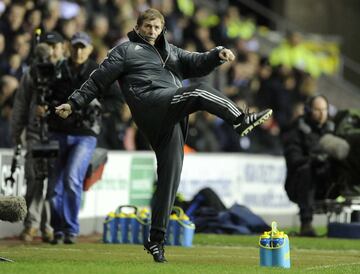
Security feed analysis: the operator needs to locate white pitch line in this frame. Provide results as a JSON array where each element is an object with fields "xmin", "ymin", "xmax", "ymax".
[
  {"xmin": 304, "ymin": 262, "xmax": 360, "ymax": 271},
  {"xmin": 14, "ymin": 247, "xmax": 141, "ymax": 255},
  {"xmin": 171, "ymin": 254, "xmax": 258, "ymax": 259},
  {"xmin": 295, "ymin": 248, "xmax": 360, "ymax": 254}
]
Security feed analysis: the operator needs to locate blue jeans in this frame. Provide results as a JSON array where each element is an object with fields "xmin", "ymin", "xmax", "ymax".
[{"xmin": 50, "ymin": 133, "xmax": 97, "ymax": 236}]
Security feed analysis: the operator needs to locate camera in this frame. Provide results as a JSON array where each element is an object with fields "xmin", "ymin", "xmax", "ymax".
[{"xmin": 30, "ymin": 46, "xmax": 60, "ymax": 160}]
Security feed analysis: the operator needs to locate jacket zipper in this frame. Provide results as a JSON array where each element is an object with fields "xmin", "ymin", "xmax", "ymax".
[
  {"xmin": 134, "ymin": 31, "xmax": 180, "ymax": 87},
  {"xmin": 134, "ymin": 31, "xmax": 169, "ymax": 67},
  {"xmin": 169, "ymin": 70, "xmax": 181, "ymax": 88}
]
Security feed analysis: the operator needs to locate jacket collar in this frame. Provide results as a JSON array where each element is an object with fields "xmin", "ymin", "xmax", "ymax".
[
  {"xmin": 298, "ymin": 115, "xmax": 334, "ymax": 134},
  {"xmin": 127, "ymin": 29, "xmax": 169, "ymax": 53}
]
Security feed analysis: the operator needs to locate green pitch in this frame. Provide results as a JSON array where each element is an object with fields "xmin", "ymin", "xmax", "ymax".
[{"xmin": 0, "ymin": 234, "xmax": 359, "ymax": 274}]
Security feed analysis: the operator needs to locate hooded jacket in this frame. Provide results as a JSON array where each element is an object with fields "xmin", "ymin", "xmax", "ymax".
[{"xmin": 68, "ymin": 30, "xmax": 225, "ymax": 137}]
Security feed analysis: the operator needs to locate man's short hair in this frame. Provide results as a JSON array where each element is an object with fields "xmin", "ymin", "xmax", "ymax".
[{"xmin": 137, "ymin": 8, "xmax": 165, "ymax": 27}]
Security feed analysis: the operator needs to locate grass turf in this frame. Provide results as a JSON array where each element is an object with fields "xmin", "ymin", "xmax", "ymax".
[{"xmin": 0, "ymin": 233, "xmax": 359, "ymax": 274}]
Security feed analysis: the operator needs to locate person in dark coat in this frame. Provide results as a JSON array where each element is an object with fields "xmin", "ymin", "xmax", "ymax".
[
  {"xmin": 11, "ymin": 37, "xmax": 66, "ymax": 243},
  {"xmin": 55, "ymin": 8, "xmax": 272, "ymax": 262},
  {"xmin": 282, "ymin": 95, "xmax": 338, "ymax": 236}
]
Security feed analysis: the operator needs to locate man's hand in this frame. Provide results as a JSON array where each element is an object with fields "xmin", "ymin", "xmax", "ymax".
[
  {"xmin": 219, "ymin": 48, "xmax": 235, "ymax": 62},
  {"xmin": 55, "ymin": 103, "xmax": 72, "ymax": 119}
]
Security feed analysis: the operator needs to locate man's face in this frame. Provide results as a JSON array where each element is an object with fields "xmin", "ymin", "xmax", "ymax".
[
  {"xmin": 70, "ymin": 43, "xmax": 93, "ymax": 65},
  {"xmin": 47, "ymin": 42, "xmax": 64, "ymax": 64},
  {"xmin": 8, "ymin": 5, "xmax": 25, "ymax": 29},
  {"xmin": 310, "ymin": 97, "xmax": 328, "ymax": 125},
  {"xmin": 136, "ymin": 18, "xmax": 163, "ymax": 45}
]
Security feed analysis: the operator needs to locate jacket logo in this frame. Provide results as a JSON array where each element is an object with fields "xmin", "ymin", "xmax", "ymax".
[{"xmin": 135, "ymin": 45, "xmax": 143, "ymax": 51}]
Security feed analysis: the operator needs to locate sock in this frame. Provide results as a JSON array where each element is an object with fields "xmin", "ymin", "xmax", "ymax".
[{"xmin": 150, "ymin": 228, "xmax": 165, "ymax": 243}]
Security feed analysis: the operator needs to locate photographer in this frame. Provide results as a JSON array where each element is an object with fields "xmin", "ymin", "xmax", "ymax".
[
  {"xmin": 47, "ymin": 32, "xmax": 122, "ymax": 245},
  {"xmin": 282, "ymin": 95, "xmax": 344, "ymax": 236},
  {"xmin": 12, "ymin": 31, "xmax": 121, "ymax": 243},
  {"xmin": 11, "ymin": 41, "xmax": 57, "ymax": 243}
]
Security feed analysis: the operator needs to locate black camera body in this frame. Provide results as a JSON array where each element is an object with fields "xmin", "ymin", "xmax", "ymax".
[
  {"xmin": 31, "ymin": 61, "xmax": 60, "ymax": 159},
  {"xmin": 33, "ymin": 61, "xmax": 56, "ymax": 104}
]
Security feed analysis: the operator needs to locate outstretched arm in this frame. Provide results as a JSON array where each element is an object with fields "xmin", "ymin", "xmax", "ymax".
[
  {"xmin": 56, "ymin": 44, "xmax": 128, "ymax": 118},
  {"xmin": 176, "ymin": 46, "xmax": 235, "ymax": 79}
]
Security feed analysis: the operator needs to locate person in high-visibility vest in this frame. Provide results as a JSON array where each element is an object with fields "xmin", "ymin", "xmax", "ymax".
[{"xmin": 270, "ymin": 32, "xmax": 321, "ymax": 78}]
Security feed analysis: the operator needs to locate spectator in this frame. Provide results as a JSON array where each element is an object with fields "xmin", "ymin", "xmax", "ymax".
[
  {"xmin": 41, "ymin": 0, "xmax": 60, "ymax": 32},
  {"xmin": 222, "ymin": 6, "xmax": 256, "ymax": 42},
  {"xmin": 0, "ymin": 32, "xmax": 6, "ymax": 73},
  {"xmin": 269, "ymin": 31, "xmax": 320, "ymax": 78},
  {"xmin": 249, "ymin": 116, "xmax": 282, "ymax": 155},
  {"xmin": 57, "ymin": 18, "xmax": 77, "ymax": 41},
  {"xmin": 12, "ymin": 33, "xmax": 31, "ymax": 72},
  {"xmin": 186, "ymin": 112, "xmax": 220, "ymax": 152},
  {"xmin": 89, "ymin": 14, "xmax": 110, "ymax": 59},
  {"xmin": 193, "ymin": 25, "xmax": 215, "ymax": 52},
  {"xmin": 282, "ymin": 95, "xmax": 341, "ymax": 236},
  {"xmin": 333, "ymin": 108, "xmax": 360, "ymax": 197},
  {"xmin": 254, "ymin": 57, "xmax": 274, "ymax": 110},
  {"xmin": 0, "ymin": 75, "xmax": 18, "ymax": 149},
  {"xmin": 0, "ymin": 3, "xmax": 26, "ymax": 54},
  {"xmin": 0, "ymin": 75, "xmax": 18, "ymax": 105},
  {"xmin": 74, "ymin": 6, "xmax": 87, "ymax": 32},
  {"xmin": 48, "ymin": 31, "xmax": 122, "ymax": 245},
  {"xmin": 23, "ymin": 8, "xmax": 42, "ymax": 33},
  {"xmin": 97, "ymin": 104, "xmax": 135, "ymax": 150},
  {"xmin": 273, "ymin": 72, "xmax": 298, "ymax": 129},
  {"xmin": 4, "ymin": 53, "xmax": 23, "ymax": 79}
]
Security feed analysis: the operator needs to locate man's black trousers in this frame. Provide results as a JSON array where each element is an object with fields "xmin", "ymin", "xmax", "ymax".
[{"xmin": 139, "ymin": 82, "xmax": 242, "ymax": 236}]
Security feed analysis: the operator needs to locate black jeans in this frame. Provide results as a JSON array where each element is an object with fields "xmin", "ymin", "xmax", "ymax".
[{"xmin": 145, "ymin": 82, "xmax": 242, "ymax": 234}]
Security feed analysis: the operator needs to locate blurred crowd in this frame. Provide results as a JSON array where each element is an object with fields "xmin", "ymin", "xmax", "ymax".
[{"xmin": 0, "ymin": 0, "xmax": 336, "ymax": 155}]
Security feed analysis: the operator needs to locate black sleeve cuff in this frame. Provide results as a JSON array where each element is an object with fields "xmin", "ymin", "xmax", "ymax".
[
  {"xmin": 66, "ymin": 100, "xmax": 78, "ymax": 111},
  {"xmin": 213, "ymin": 46, "xmax": 226, "ymax": 64}
]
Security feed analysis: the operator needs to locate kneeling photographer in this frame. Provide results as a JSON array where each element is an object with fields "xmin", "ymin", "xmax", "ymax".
[{"xmin": 282, "ymin": 95, "xmax": 349, "ymax": 237}]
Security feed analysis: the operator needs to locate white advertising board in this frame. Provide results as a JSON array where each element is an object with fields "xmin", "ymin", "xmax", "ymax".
[
  {"xmin": 179, "ymin": 153, "xmax": 297, "ymax": 214},
  {"xmin": 0, "ymin": 149, "xmax": 297, "ymax": 221},
  {"xmin": 84, "ymin": 152, "xmax": 297, "ymax": 217}
]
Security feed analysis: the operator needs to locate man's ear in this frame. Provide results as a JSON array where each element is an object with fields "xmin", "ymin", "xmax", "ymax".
[{"xmin": 135, "ymin": 25, "xmax": 139, "ymax": 31}]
